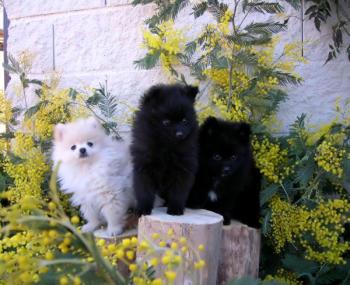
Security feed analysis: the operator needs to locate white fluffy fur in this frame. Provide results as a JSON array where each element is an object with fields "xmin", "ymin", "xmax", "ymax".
[{"xmin": 52, "ymin": 117, "xmax": 135, "ymax": 236}]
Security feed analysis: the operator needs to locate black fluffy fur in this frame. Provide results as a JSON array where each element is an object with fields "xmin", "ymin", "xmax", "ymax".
[
  {"xmin": 187, "ymin": 117, "xmax": 261, "ymax": 228},
  {"xmin": 131, "ymin": 84, "xmax": 199, "ymax": 216}
]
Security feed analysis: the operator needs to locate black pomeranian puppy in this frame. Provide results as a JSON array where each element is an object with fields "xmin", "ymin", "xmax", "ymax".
[
  {"xmin": 187, "ymin": 117, "xmax": 261, "ymax": 228},
  {"xmin": 131, "ymin": 84, "xmax": 199, "ymax": 216}
]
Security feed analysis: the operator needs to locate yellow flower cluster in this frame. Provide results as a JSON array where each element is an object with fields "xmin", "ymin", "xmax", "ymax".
[
  {"xmin": 252, "ymin": 137, "xmax": 292, "ymax": 183},
  {"xmin": 270, "ymin": 196, "xmax": 308, "ymax": 252},
  {"xmin": 25, "ymin": 89, "xmax": 72, "ymax": 140},
  {"xmin": 0, "ymin": 91, "xmax": 12, "ymax": 126},
  {"xmin": 270, "ymin": 197, "xmax": 350, "ymax": 264},
  {"xmin": 257, "ymin": 48, "xmax": 274, "ymax": 67},
  {"xmin": 203, "ymin": 68, "xmax": 251, "ymax": 122},
  {"xmin": 204, "ymin": 68, "xmax": 250, "ymax": 95},
  {"xmin": 0, "ymin": 231, "xmax": 46, "ymax": 284},
  {"xmin": 261, "ymin": 114, "xmax": 283, "ymax": 133},
  {"xmin": 218, "ymin": 9, "xmax": 233, "ymax": 36},
  {"xmin": 213, "ymin": 96, "xmax": 249, "ymax": 122},
  {"xmin": 107, "ymin": 230, "xmax": 206, "ymax": 285},
  {"xmin": 0, "ymin": 92, "xmax": 13, "ymax": 152},
  {"xmin": 315, "ymin": 141, "xmax": 345, "ymax": 178},
  {"xmin": 142, "ymin": 20, "xmax": 185, "ymax": 74},
  {"xmin": 195, "ymin": 101, "xmax": 217, "ymax": 124},
  {"xmin": 97, "ymin": 236, "xmax": 138, "ymax": 266},
  {"xmin": 198, "ymin": 8, "xmax": 242, "ymax": 60},
  {"xmin": 4, "ymin": 133, "xmax": 48, "ymax": 204},
  {"xmin": 204, "ymin": 68, "xmax": 229, "ymax": 90},
  {"xmin": 265, "ymin": 269, "xmax": 302, "ymax": 285},
  {"xmin": 276, "ymin": 42, "xmax": 307, "ymax": 73},
  {"xmin": 255, "ymin": 37, "xmax": 279, "ymax": 67},
  {"xmin": 256, "ymin": 76, "xmax": 279, "ymax": 96},
  {"xmin": 300, "ymin": 199, "xmax": 350, "ymax": 264}
]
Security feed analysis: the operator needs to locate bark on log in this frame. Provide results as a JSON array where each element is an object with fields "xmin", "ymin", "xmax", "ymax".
[
  {"xmin": 137, "ymin": 207, "xmax": 223, "ymax": 285},
  {"xmin": 218, "ymin": 221, "xmax": 261, "ymax": 285}
]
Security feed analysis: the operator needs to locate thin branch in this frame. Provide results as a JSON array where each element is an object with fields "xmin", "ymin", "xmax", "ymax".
[
  {"xmin": 280, "ymin": 182, "xmax": 291, "ymax": 203},
  {"xmin": 227, "ymin": 61, "xmax": 234, "ymax": 111},
  {"xmin": 232, "ymin": 0, "xmax": 241, "ymax": 34}
]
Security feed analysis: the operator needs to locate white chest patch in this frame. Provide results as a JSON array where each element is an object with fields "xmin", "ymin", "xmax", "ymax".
[{"xmin": 208, "ymin": 191, "xmax": 218, "ymax": 202}]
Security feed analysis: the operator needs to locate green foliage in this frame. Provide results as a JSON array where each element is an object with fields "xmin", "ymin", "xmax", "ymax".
[
  {"xmin": 134, "ymin": 50, "xmax": 161, "ymax": 70},
  {"xmin": 226, "ymin": 276, "xmax": 284, "ymax": 285},
  {"xmin": 304, "ymin": 0, "xmax": 350, "ymax": 63},
  {"xmin": 242, "ymin": 1, "xmax": 284, "ymax": 14}
]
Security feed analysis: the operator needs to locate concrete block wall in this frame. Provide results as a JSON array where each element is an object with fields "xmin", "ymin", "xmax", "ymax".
[{"xmin": 4, "ymin": 0, "xmax": 350, "ymax": 130}]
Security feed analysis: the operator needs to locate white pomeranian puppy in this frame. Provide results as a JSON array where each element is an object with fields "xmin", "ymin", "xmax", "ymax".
[{"xmin": 52, "ymin": 117, "xmax": 135, "ymax": 236}]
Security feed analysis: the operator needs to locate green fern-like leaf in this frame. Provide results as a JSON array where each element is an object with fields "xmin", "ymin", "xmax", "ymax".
[
  {"xmin": 244, "ymin": 1, "xmax": 284, "ymax": 14},
  {"xmin": 131, "ymin": 0, "xmax": 154, "ymax": 5},
  {"xmin": 316, "ymin": 264, "xmax": 349, "ymax": 285},
  {"xmin": 134, "ymin": 51, "xmax": 161, "ymax": 70},
  {"xmin": 244, "ymin": 22, "xmax": 287, "ymax": 34},
  {"xmin": 282, "ymin": 254, "xmax": 318, "ymax": 274},
  {"xmin": 4, "ymin": 54, "xmax": 23, "ymax": 75},
  {"xmin": 288, "ymin": 114, "xmax": 308, "ymax": 154},
  {"xmin": 227, "ymin": 32, "xmax": 272, "ymax": 46},
  {"xmin": 192, "ymin": 2, "xmax": 208, "ymax": 18},
  {"xmin": 207, "ymin": 1, "xmax": 228, "ymax": 21},
  {"xmin": 226, "ymin": 276, "xmax": 260, "ymax": 285},
  {"xmin": 235, "ymin": 50, "xmax": 259, "ymax": 66},
  {"xmin": 260, "ymin": 184, "xmax": 279, "ymax": 206},
  {"xmin": 170, "ymin": 0, "xmax": 190, "ymax": 20},
  {"xmin": 24, "ymin": 100, "xmax": 49, "ymax": 120},
  {"xmin": 184, "ymin": 40, "xmax": 197, "ymax": 56},
  {"xmin": 271, "ymin": 70, "xmax": 302, "ymax": 86},
  {"xmin": 144, "ymin": 0, "xmax": 190, "ymax": 26},
  {"xmin": 94, "ymin": 84, "xmax": 118, "ymax": 119}
]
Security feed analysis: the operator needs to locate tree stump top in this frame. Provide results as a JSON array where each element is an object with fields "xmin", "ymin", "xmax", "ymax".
[{"xmin": 147, "ymin": 207, "xmax": 223, "ymax": 225}]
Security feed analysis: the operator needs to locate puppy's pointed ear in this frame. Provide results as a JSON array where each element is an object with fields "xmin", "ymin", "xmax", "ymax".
[
  {"xmin": 86, "ymin": 117, "xmax": 100, "ymax": 129},
  {"xmin": 237, "ymin": 122, "xmax": 251, "ymax": 143},
  {"xmin": 54, "ymin": 123, "xmax": 65, "ymax": 141},
  {"xmin": 201, "ymin": 116, "xmax": 218, "ymax": 137},
  {"xmin": 185, "ymin": 85, "xmax": 199, "ymax": 102},
  {"xmin": 142, "ymin": 85, "xmax": 163, "ymax": 106}
]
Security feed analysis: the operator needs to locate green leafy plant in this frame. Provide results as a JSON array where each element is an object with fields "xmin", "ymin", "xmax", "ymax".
[{"xmin": 304, "ymin": 0, "xmax": 350, "ymax": 63}]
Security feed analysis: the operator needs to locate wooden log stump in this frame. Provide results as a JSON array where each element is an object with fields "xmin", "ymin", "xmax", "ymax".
[
  {"xmin": 218, "ymin": 221, "xmax": 261, "ymax": 285},
  {"xmin": 137, "ymin": 207, "xmax": 223, "ymax": 285}
]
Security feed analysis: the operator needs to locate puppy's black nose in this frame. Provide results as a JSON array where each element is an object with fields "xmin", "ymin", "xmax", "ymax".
[
  {"xmin": 80, "ymin": 148, "xmax": 86, "ymax": 154},
  {"xmin": 176, "ymin": 131, "xmax": 184, "ymax": 138},
  {"xmin": 223, "ymin": 166, "xmax": 231, "ymax": 175}
]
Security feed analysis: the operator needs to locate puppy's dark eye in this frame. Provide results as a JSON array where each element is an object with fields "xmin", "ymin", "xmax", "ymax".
[
  {"xmin": 182, "ymin": 118, "xmax": 187, "ymax": 124},
  {"xmin": 213, "ymin": 154, "xmax": 222, "ymax": 161},
  {"xmin": 87, "ymin": 142, "xmax": 93, "ymax": 147},
  {"xmin": 231, "ymin": 155, "xmax": 236, "ymax": 160},
  {"xmin": 162, "ymin": 119, "xmax": 170, "ymax": 126},
  {"xmin": 71, "ymin": 145, "xmax": 76, "ymax": 151}
]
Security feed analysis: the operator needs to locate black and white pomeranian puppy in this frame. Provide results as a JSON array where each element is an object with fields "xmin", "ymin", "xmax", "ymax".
[
  {"xmin": 131, "ymin": 84, "xmax": 199, "ymax": 216},
  {"xmin": 187, "ymin": 117, "xmax": 261, "ymax": 228}
]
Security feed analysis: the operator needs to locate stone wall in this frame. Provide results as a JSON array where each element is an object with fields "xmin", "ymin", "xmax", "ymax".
[{"xmin": 4, "ymin": 0, "xmax": 350, "ymax": 130}]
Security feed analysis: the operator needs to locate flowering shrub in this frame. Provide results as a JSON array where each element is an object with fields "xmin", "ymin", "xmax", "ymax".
[{"xmin": 134, "ymin": 1, "xmax": 350, "ymax": 284}]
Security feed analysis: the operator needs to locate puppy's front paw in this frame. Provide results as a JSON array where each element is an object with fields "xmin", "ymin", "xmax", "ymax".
[
  {"xmin": 107, "ymin": 225, "xmax": 123, "ymax": 237},
  {"xmin": 136, "ymin": 207, "xmax": 152, "ymax": 217},
  {"xmin": 167, "ymin": 207, "xmax": 184, "ymax": 216},
  {"xmin": 81, "ymin": 223, "xmax": 99, "ymax": 233},
  {"xmin": 223, "ymin": 215, "xmax": 232, "ymax": 225}
]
